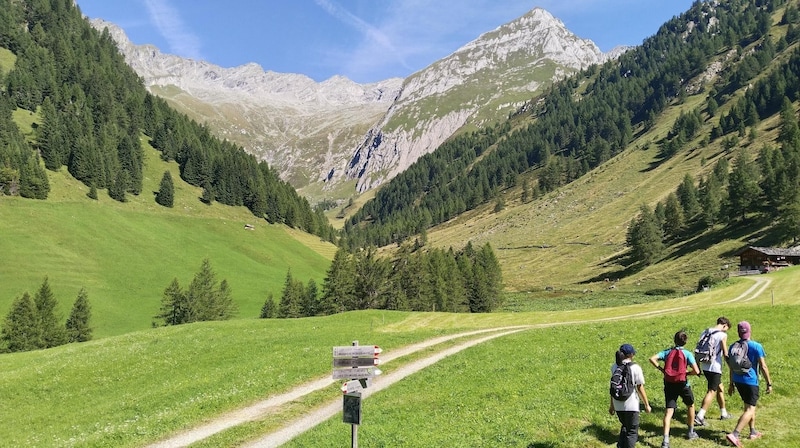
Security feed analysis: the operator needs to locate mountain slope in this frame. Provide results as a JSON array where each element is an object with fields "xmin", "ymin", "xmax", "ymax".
[
  {"xmin": 92, "ymin": 8, "xmax": 613, "ymax": 202},
  {"xmin": 424, "ymin": 0, "xmax": 797, "ymax": 293},
  {"xmin": 347, "ymin": 8, "xmax": 611, "ymax": 192}
]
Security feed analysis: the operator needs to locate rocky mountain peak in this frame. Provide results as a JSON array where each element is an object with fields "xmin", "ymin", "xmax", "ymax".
[{"xmin": 90, "ymin": 8, "xmax": 616, "ymax": 201}]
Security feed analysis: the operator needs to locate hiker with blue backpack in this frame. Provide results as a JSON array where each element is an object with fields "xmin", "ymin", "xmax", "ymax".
[
  {"xmin": 694, "ymin": 316, "xmax": 733, "ymax": 425},
  {"xmin": 725, "ymin": 321, "xmax": 773, "ymax": 448},
  {"xmin": 609, "ymin": 343, "xmax": 652, "ymax": 448},
  {"xmin": 649, "ymin": 330, "xmax": 702, "ymax": 448}
]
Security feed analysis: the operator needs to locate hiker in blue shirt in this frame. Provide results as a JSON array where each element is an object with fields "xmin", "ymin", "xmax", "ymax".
[
  {"xmin": 725, "ymin": 321, "xmax": 773, "ymax": 448},
  {"xmin": 649, "ymin": 330, "xmax": 702, "ymax": 448}
]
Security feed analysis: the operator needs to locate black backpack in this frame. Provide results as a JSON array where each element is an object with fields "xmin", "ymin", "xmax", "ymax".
[
  {"xmin": 610, "ymin": 362, "xmax": 635, "ymax": 400},
  {"xmin": 694, "ymin": 329, "xmax": 720, "ymax": 363}
]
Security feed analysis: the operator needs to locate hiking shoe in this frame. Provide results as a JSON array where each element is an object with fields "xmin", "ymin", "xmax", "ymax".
[
  {"xmin": 694, "ymin": 415, "xmax": 705, "ymax": 426},
  {"xmin": 726, "ymin": 433, "xmax": 743, "ymax": 447},
  {"xmin": 661, "ymin": 441, "xmax": 670, "ymax": 448},
  {"xmin": 720, "ymin": 414, "xmax": 734, "ymax": 420},
  {"xmin": 749, "ymin": 431, "xmax": 763, "ymax": 440},
  {"xmin": 687, "ymin": 431, "xmax": 699, "ymax": 440}
]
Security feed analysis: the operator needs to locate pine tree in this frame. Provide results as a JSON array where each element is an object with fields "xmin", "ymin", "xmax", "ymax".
[
  {"xmin": 155, "ymin": 170, "xmax": 174, "ymax": 207},
  {"xmin": 278, "ymin": 270, "xmax": 304, "ymax": 318},
  {"xmin": 727, "ymin": 150, "xmax": 762, "ymax": 221},
  {"xmin": 320, "ymin": 248, "xmax": 356, "ymax": 315},
  {"xmin": 663, "ymin": 193, "xmax": 685, "ymax": 239},
  {"xmin": 34, "ymin": 277, "xmax": 67, "ymax": 348},
  {"xmin": 676, "ymin": 174, "xmax": 701, "ymax": 219},
  {"xmin": 1, "ymin": 293, "xmax": 42, "ymax": 353},
  {"xmin": 156, "ymin": 278, "xmax": 188, "ymax": 326},
  {"xmin": 626, "ymin": 204, "xmax": 665, "ymax": 266},
  {"xmin": 260, "ymin": 293, "xmax": 277, "ymax": 318},
  {"xmin": 303, "ymin": 279, "xmax": 319, "ymax": 317},
  {"xmin": 65, "ymin": 288, "xmax": 92, "ymax": 342},
  {"xmin": 699, "ymin": 174, "xmax": 724, "ymax": 227}
]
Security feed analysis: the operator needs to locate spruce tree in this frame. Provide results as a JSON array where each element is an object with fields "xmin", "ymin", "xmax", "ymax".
[
  {"xmin": 320, "ymin": 248, "xmax": 356, "ymax": 315},
  {"xmin": 186, "ymin": 258, "xmax": 218, "ymax": 321},
  {"xmin": 663, "ymin": 193, "xmax": 686, "ymax": 239},
  {"xmin": 260, "ymin": 293, "xmax": 277, "ymax": 318},
  {"xmin": 728, "ymin": 150, "xmax": 761, "ymax": 221},
  {"xmin": 626, "ymin": 204, "xmax": 665, "ymax": 266},
  {"xmin": 65, "ymin": 288, "xmax": 92, "ymax": 342},
  {"xmin": 155, "ymin": 170, "xmax": 174, "ymax": 207},
  {"xmin": 1, "ymin": 293, "xmax": 42, "ymax": 353},
  {"xmin": 156, "ymin": 278, "xmax": 188, "ymax": 326},
  {"xmin": 34, "ymin": 277, "xmax": 67, "ymax": 348}
]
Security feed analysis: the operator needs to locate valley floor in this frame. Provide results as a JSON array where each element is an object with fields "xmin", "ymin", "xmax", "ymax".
[{"xmin": 146, "ymin": 276, "xmax": 770, "ymax": 447}]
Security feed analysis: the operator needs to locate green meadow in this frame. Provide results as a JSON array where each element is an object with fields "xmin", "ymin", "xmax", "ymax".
[
  {"xmin": 0, "ymin": 138, "xmax": 336, "ymax": 338},
  {"xmin": 0, "ymin": 271, "xmax": 797, "ymax": 447}
]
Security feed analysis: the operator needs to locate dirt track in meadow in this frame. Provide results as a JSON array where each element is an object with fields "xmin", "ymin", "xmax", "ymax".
[{"xmin": 146, "ymin": 276, "xmax": 769, "ymax": 447}]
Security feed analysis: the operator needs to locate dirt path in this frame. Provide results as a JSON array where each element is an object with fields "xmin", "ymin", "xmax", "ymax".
[{"xmin": 146, "ymin": 276, "xmax": 769, "ymax": 447}]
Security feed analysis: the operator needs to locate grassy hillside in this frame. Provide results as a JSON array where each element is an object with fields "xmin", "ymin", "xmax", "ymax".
[
  {"xmin": 0, "ymin": 269, "xmax": 797, "ymax": 447},
  {"xmin": 0, "ymin": 133, "xmax": 336, "ymax": 338},
  {"xmin": 426, "ymin": 41, "xmax": 790, "ymax": 297}
]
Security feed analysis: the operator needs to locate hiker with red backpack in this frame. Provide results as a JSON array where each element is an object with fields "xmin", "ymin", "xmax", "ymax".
[{"xmin": 649, "ymin": 330, "xmax": 702, "ymax": 448}]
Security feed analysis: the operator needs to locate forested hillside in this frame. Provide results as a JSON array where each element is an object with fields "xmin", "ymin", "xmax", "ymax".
[
  {"xmin": 0, "ymin": 0, "xmax": 334, "ymax": 241},
  {"xmin": 343, "ymin": 0, "xmax": 796, "ymax": 252}
]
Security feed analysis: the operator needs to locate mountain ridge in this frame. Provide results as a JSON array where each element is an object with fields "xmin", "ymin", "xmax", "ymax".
[{"xmin": 90, "ymin": 8, "xmax": 620, "ymax": 201}]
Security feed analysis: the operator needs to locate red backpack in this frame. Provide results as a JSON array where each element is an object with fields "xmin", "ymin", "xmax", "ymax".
[{"xmin": 664, "ymin": 347, "xmax": 687, "ymax": 382}]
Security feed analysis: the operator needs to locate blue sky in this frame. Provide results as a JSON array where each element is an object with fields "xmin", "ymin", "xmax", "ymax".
[{"xmin": 75, "ymin": 0, "xmax": 695, "ymax": 84}]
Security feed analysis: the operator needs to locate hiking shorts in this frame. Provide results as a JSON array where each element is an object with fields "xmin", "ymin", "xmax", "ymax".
[
  {"xmin": 735, "ymin": 383, "xmax": 760, "ymax": 407},
  {"xmin": 703, "ymin": 371, "xmax": 723, "ymax": 392},
  {"xmin": 664, "ymin": 381, "xmax": 694, "ymax": 408}
]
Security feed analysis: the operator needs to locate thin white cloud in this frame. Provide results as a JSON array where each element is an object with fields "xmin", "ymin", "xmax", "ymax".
[
  {"xmin": 142, "ymin": 0, "xmax": 203, "ymax": 60},
  {"xmin": 313, "ymin": 0, "xmax": 407, "ymax": 69}
]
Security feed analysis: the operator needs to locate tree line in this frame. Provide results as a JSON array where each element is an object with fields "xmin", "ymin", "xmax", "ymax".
[
  {"xmin": 0, "ymin": 0, "xmax": 335, "ymax": 242},
  {"xmin": 342, "ymin": 0, "xmax": 783, "ymax": 249},
  {"xmin": 627, "ymin": 89, "xmax": 800, "ymax": 266},
  {"xmin": 1, "ymin": 278, "xmax": 92, "ymax": 353},
  {"xmin": 262, "ymin": 242, "xmax": 503, "ymax": 318}
]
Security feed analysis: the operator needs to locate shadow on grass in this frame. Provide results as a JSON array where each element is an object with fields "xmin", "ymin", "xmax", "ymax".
[{"xmin": 581, "ymin": 423, "xmax": 618, "ymax": 445}]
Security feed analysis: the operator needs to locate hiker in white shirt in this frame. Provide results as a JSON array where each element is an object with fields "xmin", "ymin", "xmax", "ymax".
[{"xmin": 695, "ymin": 316, "xmax": 732, "ymax": 425}]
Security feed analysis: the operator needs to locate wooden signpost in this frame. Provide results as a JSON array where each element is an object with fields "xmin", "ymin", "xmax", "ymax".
[{"xmin": 332, "ymin": 341, "xmax": 382, "ymax": 448}]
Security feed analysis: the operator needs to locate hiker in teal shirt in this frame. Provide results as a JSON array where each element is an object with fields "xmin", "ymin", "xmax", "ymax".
[
  {"xmin": 725, "ymin": 321, "xmax": 773, "ymax": 448},
  {"xmin": 649, "ymin": 330, "xmax": 701, "ymax": 448}
]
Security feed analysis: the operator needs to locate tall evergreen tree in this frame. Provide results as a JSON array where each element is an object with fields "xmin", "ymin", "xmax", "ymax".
[
  {"xmin": 320, "ymin": 248, "xmax": 356, "ymax": 315},
  {"xmin": 65, "ymin": 287, "xmax": 92, "ymax": 342},
  {"xmin": 155, "ymin": 170, "xmax": 174, "ymax": 207},
  {"xmin": 676, "ymin": 174, "xmax": 701, "ymax": 219},
  {"xmin": 278, "ymin": 270, "xmax": 304, "ymax": 318},
  {"xmin": 34, "ymin": 277, "xmax": 67, "ymax": 348},
  {"xmin": 663, "ymin": 193, "xmax": 686, "ymax": 239},
  {"xmin": 626, "ymin": 204, "xmax": 665, "ymax": 266},
  {"xmin": 727, "ymin": 150, "xmax": 762, "ymax": 221},
  {"xmin": 156, "ymin": 278, "xmax": 188, "ymax": 326},
  {"xmin": 259, "ymin": 293, "xmax": 277, "ymax": 318},
  {"xmin": 1, "ymin": 293, "xmax": 41, "ymax": 353},
  {"xmin": 699, "ymin": 174, "xmax": 724, "ymax": 227}
]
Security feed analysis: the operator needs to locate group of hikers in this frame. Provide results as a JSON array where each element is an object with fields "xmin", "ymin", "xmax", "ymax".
[{"xmin": 609, "ymin": 317, "xmax": 773, "ymax": 448}]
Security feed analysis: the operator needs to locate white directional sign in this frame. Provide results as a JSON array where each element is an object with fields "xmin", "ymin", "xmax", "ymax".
[
  {"xmin": 341, "ymin": 380, "xmax": 366, "ymax": 393},
  {"xmin": 333, "ymin": 346, "xmax": 382, "ymax": 357},
  {"xmin": 332, "ymin": 367, "xmax": 382, "ymax": 380}
]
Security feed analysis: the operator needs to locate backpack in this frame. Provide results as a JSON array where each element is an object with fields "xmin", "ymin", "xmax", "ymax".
[
  {"xmin": 664, "ymin": 348, "xmax": 687, "ymax": 383},
  {"xmin": 728, "ymin": 340, "xmax": 753, "ymax": 374},
  {"xmin": 610, "ymin": 362, "xmax": 635, "ymax": 400},
  {"xmin": 694, "ymin": 329, "xmax": 720, "ymax": 363}
]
